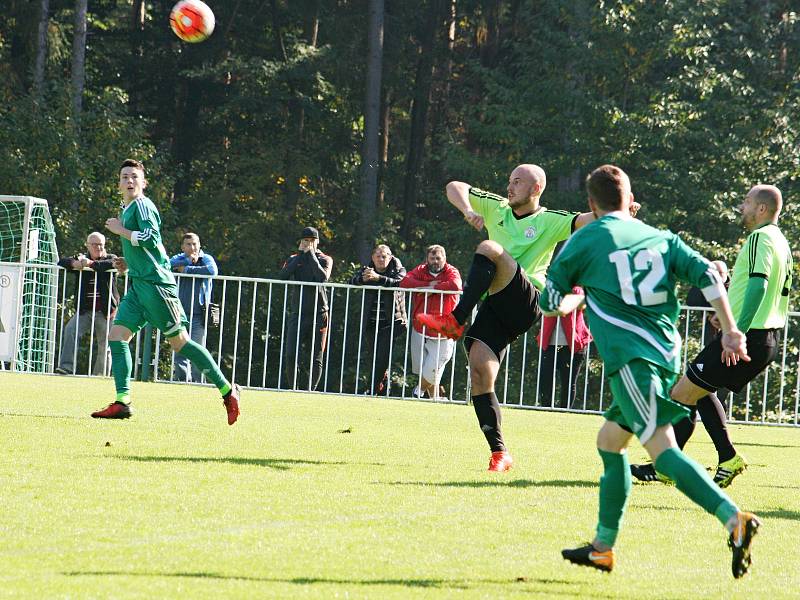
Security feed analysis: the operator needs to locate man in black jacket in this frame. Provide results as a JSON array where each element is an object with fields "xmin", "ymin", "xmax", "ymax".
[
  {"xmin": 55, "ymin": 232, "xmax": 119, "ymax": 375},
  {"xmin": 350, "ymin": 244, "xmax": 408, "ymax": 395},
  {"xmin": 278, "ymin": 226, "xmax": 332, "ymax": 390}
]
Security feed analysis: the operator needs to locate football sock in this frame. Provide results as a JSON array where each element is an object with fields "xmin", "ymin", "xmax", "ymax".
[
  {"xmin": 177, "ymin": 339, "xmax": 231, "ymax": 395},
  {"xmin": 595, "ymin": 449, "xmax": 631, "ymax": 548},
  {"xmin": 697, "ymin": 393, "xmax": 736, "ymax": 463},
  {"xmin": 110, "ymin": 340, "xmax": 132, "ymax": 404},
  {"xmin": 472, "ymin": 392, "xmax": 505, "ymax": 452},
  {"xmin": 452, "ymin": 253, "xmax": 496, "ymax": 324},
  {"xmin": 655, "ymin": 447, "xmax": 738, "ymax": 526},
  {"xmin": 672, "ymin": 403, "xmax": 697, "ymax": 449}
]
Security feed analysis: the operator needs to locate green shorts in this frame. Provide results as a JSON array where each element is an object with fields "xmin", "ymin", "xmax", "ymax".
[
  {"xmin": 604, "ymin": 359, "xmax": 689, "ymax": 444},
  {"xmin": 114, "ymin": 279, "xmax": 188, "ymax": 338}
]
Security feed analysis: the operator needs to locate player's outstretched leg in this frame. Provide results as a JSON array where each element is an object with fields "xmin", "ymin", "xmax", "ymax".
[
  {"xmin": 92, "ymin": 338, "xmax": 133, "ymax": 419},
  {"xmin": 652, "ymin": 444, "xmax": 761, "ymax": 578},
  {"xmin": 176, "ymin": 337, "xmax": 240, "ymax": 425},
  {"xmin": 416, "ymin": 245, "xmax": 498, "ymax": 339}
]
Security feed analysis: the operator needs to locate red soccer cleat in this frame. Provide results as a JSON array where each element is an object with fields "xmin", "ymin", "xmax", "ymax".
[
  {"xmin": 488, "ymin": 450, "xmax": 513, "ymax": 472},
  {"xmin": 415, "ymin": 312, "xmax": 465, "ymax": 340},
  {"xmin": 91, "ymin": 401, "xmax": 132, "ymax": 419},
  {"xmin": 223, "ymin": 384, "xmax": 241, "ymax": 425}
]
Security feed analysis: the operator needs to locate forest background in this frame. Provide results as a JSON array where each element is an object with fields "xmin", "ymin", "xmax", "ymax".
[{"xmin": 2, "ymin": 0, "xmax": 799, "ymax": 285}]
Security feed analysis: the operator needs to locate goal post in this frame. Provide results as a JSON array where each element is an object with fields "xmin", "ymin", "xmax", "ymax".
[{"xmin": 0, "ymin": 196, "xmax": 59, "ymax": 372}]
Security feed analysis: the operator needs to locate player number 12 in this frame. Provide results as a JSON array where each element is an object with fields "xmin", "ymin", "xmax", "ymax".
[{"xmin": 608, "ymin": 248, "xmax": 668, "ymax": 306}]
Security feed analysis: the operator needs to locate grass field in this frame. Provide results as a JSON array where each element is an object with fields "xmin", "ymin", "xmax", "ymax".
[{"xmin": 1, "ymin": 373, "xmax": 798, "ymax": 599}]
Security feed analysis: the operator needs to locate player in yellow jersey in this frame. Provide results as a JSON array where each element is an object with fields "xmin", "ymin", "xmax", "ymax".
[{"xmin": 418, "ymin": 164, "xmax": 637, "ymax": 471}]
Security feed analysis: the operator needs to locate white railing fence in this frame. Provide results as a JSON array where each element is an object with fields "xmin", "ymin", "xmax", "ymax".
[{"xmin": 31, "ymin": 269, "xmax": 800, "ymax": 426}]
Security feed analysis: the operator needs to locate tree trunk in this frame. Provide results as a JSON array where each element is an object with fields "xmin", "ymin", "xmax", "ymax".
[
  {"xmin": 358, "ymin": 0, "xmax": 384, "ymax": 263},
  {"xmin": 128, "ymin": 0, "xmax": 145, "ymax": 113},
  {"xmin": 71, "ymin": 0, "xmax": 88, "ymax": 121},
  {"xmin": 33, "ymin": 0, "xmax": 50, "ymax": 99},
  {"xmin": 401, "ymin": 0, "xmax": 444, "ymax": 240},
  {"xmin": 378, "ymin": 88, "xmax": 392, "ymax": 206}
]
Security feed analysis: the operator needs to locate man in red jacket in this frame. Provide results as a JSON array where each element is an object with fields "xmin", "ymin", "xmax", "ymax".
[{"xmin": 401, "ymin": 245, "xmax": 462, "ymax": 399}]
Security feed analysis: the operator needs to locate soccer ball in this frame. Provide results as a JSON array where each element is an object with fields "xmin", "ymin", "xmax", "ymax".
[{"xmin": 169, "ymin": 0, "xmax": 215, "ymax": 43}]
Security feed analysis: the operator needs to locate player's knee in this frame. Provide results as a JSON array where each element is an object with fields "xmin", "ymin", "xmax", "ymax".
[{"xmin": 475, "ymin": 240, "xmax": 503, "ymax": 260}]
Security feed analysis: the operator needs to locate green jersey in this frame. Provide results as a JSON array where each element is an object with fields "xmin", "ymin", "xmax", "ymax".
[
  {"xmin": 727, "ymin": 223, "xmax": 792, "ymax": 329},
  {"xmin": 469, "ymin": 187, "xmax": 576, "ymax": 290},
  {"xmin": 119, "ymin": 196, "xmax": 175, "ymax": 285},
  {"xmin": 542, "ymin": 215, "xmax": 722, "ymax": 375}
]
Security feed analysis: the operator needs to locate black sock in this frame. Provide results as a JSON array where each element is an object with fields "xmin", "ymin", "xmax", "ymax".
[
  {"xmin": 452, "ymin": 254, "xmax": 496, "ymax": 324},
  {"xmin": 472, "ymin": 392, "xmax": 505, "ymax": 452},
  {"xmin": 697, "ymin": 393, "xmax": 736, "ymax": 463},
  {"xmin": 672, "ymin": 403, "xmax": 697, "ymax": 450}
]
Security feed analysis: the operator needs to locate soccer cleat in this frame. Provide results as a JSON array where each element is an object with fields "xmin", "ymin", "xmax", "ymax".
[
  {"xmin": 630, "ymin": 463, "xmax": 673, "ymax": 485},
  {"xmin": 488, "ymin": 450, "xmax": 513, "ymax": 472},
  {"xmin": 561, "ymin": 543, "xmax": 615, "ymax": 573},
  {"xmin": 714, "ymin": 454, "xmax": 747, "ymax": 488},
  {"xmin": 91, "ymin": 401, "xmax": 132, "ymax": 419},
  {"xmin": 415, "ymin": 312, "xmax": 465, "ymax": 340},
  {"xmin": 223, "ymin": 384, "xmax": 240, "ymax": 425},
  {"xmin": 728, "ymin": 511, "xmax": 761, "ymax": 578}
]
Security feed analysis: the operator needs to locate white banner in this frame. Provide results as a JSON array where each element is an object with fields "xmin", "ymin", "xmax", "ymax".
[{"xmin": 0, "ymin": 264, "xmax": 21, "ymax": 361}]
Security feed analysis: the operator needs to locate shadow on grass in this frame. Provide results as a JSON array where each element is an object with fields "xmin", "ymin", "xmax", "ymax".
[
  {"xmin": 753, "ymin": 508, "xmax": 800, "ymax": 522},
  {"xmin": 0, "ymin": 412, "xmax": 82, "ymax": 420},
  {"xmin": 115, "ymin": 455, "xmax": 384, "ymax": 470},
  {"xmin": 64, "ymin": 572, "xmax": 602, "ymax": 594},
  {"xmin": 384, "ymin": 478, "xmax": 596, "ymax": 489},
  {"xmin": 734, "ymin": 441, "xmax": 800, "ymax": 449}
]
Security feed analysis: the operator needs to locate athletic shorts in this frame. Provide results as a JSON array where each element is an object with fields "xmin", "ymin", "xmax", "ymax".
[
  {"xmin": 686, "ymin": 328, "xmax": 780, "ymax": 394},
  {"xmin": 114, "ymin": 279, "xmax": 189, "ymax": 338},
  {"xmin": 464, "ymin": 264, "xmax": 540, "ymax": 361},
  {"xmin": 604, "ymin": 360, "xmax": 689, "ymax": 445}
]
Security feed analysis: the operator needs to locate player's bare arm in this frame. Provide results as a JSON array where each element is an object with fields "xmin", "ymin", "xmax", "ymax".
[
  {"xmin": 105, "ymin": 217, "xmax": 133, "ymax": 241},
  {"xmin": 707, "ymin": 295, "xmax": 750, "ymax": 366},
  {"xmin": 446, "ymin": 181, "xmax": 484, "ymax": 231}
]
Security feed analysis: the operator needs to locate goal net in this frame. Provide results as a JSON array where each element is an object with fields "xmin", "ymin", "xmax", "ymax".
[{"xmin": 0, "ymin": 196, "xmax": 59, "ymax": 372}]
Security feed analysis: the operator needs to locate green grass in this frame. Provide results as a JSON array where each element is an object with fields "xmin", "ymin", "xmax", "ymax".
[{"xmin": 1, "ymin": 373, "xmax": 798, "ymax": 599}]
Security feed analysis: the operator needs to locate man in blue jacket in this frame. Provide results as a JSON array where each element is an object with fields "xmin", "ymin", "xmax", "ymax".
[{"xmin": 170, "ymin": 232, "xmax": 218, "ymax": 382}]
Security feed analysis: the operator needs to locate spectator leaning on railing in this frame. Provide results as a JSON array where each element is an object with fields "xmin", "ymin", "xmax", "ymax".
[
  {"xmin": 170, "ymin": 232, "xmax": 218, "ymax": 383},
  {"xmin": 55, "ymin": 232, "xmax": 119, "ymax": 376},
  {"xmin": 400, "ymin": 244, "xmax": 462, "ymax": 399},
  {"xmin": 350, "ymin": 244, "xmax": 407, "ymax": 395}
]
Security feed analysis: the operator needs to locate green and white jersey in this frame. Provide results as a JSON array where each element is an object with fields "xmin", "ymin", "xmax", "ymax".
[
  {"xmin": 728, "ymin": 223, "xmax": 792, "ymax": 329},
  {"xmin": 469, "ymin": 188, "xmax": 576, "ymax": 290},
  {"xmin": 119, "ymin": 196, "xmax": 175, "ymax": 285},
  {"xmin": 542, "ymin": 214, "xmax": 723, "ymax": 375}
]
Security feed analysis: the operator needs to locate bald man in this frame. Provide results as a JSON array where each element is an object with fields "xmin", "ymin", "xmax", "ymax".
[
  {"xmin": 632, "ymin": 184, "xmax": 793, "ymax": 488},
  {"xmin": 55, "ymin": 232, "xmax": 119, "ymax": 375},
  {"xmin": 418, "ymin": 164, "xmax": 632, "ymax": 471}
]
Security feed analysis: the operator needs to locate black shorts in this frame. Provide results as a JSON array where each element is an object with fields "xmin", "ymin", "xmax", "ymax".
[
  {"xmin": 464, "ymin": 264, "xmax": 541, "ymax": 360},
  {"xmin": 686, "ymin": 328, "xmax": 781, "ymax": 394}
]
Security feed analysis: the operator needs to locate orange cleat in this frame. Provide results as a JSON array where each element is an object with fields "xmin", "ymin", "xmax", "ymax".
[
  {"xmin": 415, "ymin": 312, "xmax": 465, "ymax": 340},
  {"xmin": 729, "ymin": 511, "xmax": 761, "ymax": 578},
  {"xmin": 488, "ymin": 450, "xmax": 513, "ymax": 472},
  {"xmin": 562, "ymin": 543, "xmax": 615, "ymax": 573},
  {"xmin": 223, "ymin": 384, "xmax": 241, "ymax": 425},
  {"xmin": 91, "ymin": 402, "xmax": 132, "ymax": 419}
]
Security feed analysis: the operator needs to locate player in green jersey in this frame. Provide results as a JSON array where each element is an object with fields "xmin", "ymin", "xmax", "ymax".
[
  {"xmin": 90, "ymin": 159, "xmax": 240, "ymax": 424},
  {"xmin": 542, "ymin": 165, "xmax": 759, "ymax": 579},
  {"xmin": 632, "ymin": 184, "xmax": 792, "ymax": 487},
  {"xmin": 417, "ymin": 165, "xmax": 591, "ymax": 471}
]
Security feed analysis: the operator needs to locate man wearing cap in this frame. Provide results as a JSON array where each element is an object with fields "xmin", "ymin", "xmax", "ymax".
[{"xmin": 277, "ymin": 226, "xmax": 333, "ymax": 390}]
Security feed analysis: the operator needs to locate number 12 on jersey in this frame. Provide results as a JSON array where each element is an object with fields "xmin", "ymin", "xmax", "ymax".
[{"xmin": 609, "ymin": 248, "xmax": 668, "ymax": 306}]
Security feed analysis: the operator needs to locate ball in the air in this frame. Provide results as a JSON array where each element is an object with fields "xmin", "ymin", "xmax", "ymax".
[{"xmin": 169, "ymin": 0, "xmax": 215, "ymax": 43}]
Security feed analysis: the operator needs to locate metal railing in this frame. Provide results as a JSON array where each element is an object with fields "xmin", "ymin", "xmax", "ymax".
[{"xmin": 41, "ymin": 268, "xmax": 800, "ymax": 427}]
